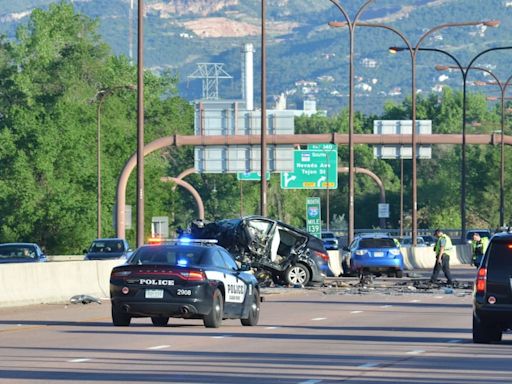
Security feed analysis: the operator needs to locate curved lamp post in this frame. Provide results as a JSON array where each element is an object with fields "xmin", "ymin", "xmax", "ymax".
[
  {"xmin": 439, "ymin": 64, "xmax": 512, "ymax": 227},
  {"xmin": 336, "ymin": 19, "xmax": 499, "ymax": 245},
  {"xmin": 92, "ymin": 84, "xmax": 135, "ymax": 238},
  {"xmin": 391, "ymin": 44, "xmax": 506, "ymax": 240},
  {"xmin": 327, "ymin": 0, "xmax": 375, "ymax": 244}
]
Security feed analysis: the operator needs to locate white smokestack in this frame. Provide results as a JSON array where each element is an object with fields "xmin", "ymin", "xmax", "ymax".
[{"xmin": 242, "ymin": 43, "xmax": 254, "ymax": 111}]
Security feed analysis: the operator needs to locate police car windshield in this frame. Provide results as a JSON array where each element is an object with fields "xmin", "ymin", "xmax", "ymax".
[
  {"xmin": 130, "ymin": 246, "xmax": 205, "ymax": 266},
  {"xmin": 359, "ymin": 238, "xmax": 396, "ymax": 249}
]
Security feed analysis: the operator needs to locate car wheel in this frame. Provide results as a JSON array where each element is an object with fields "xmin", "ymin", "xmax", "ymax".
[
  {"xmin": 241, "ymin": 290, "xmax": 260, "ymax": 326},
  {"xmin": 203, "ymin": 289, "xmax": 223, "ymax": 328},
  {"xmin": 472, "ymin": 313, "xmax": 501, "ymax": 343},
  {"xmin": 395, "ymin": 270, "xmax": 403, "ymax": 278},
  {"xmin": 285, "ymin": 263, "xmax": 310, "ymax": 286},
  {"xmin": 151, "ymin": 316, "xmax": 169, "ymax": 327},
  {"xmin": 112, "ymin": 305, "xmax": 131, "ymax": 326}
]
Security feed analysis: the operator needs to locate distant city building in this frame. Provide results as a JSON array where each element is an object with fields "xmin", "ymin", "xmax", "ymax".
[
  {"xmin": 317, "ymin": 75, "xmax": 335, "ymax": 82},
  {"xmin": 361, "ymin": 58, "xmax": 378, "ymax": 68},
  {"xmin": 388, "ymin": 87, "xmax": 402, "ymax": 96},
  {"xmin": 432, "ymin": 84, "xmax": 445, "ymax": 93}
]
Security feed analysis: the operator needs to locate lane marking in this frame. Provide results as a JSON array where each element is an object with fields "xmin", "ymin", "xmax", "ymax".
[
  {"xmin": 350, "ymin": 311, "xmax": 363, "ymax": 314},
  {"xmin": 448, "ymin": 339, "xmax": 462, "ymax": 343},
  {"xmin": 212, "ymin": 335, "xmax": 230, "ymax": 339},
  {"xmin": 312, "ymin": 317, "xmax": 326, "ymax": 321},
  {"xmin": 298, "ymin": 380, "xmax": 322, "ymax": 384},
  {"xmin": 358, "ymin": 362, "xmax": 380, "ymax": 368},
  {"xmin": 380, "ymin": 305, "xmax": 392, "ymax": 308},
  {"xmin": 434, "ymin": 296, "xmax": 444, "ymax": 299},
  {"xmin": 410, "ymin": 300, "xmax": 421, "ymax": 303},
  {"xmin": 147, "ymin": 345, "xmax": 170, "ymax": 350},
  {"xmin": 265, "ymin": 326, "xmax": 279, "ymax": 330},
  {"xmin": 406, "ymin": 350, "xmax": 425, "ymax": 355},
  {"xmin": 68, "ymin": 358, "xmax": 91, "ymax": 363}
]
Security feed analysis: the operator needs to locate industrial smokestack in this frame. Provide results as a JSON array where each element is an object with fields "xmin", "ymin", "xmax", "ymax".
[{"xmin": 241, "ymin": 43, "xmax": 254, "ymax": 111}]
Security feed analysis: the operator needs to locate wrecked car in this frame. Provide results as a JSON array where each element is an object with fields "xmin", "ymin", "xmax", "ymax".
[{"xmin": 189, "ymin": 216, "xmax": 331, "ymax": 286}]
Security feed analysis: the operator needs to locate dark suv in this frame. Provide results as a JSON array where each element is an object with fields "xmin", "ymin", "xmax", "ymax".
[{"xmin": 473, "ymin": 232, "xmax": 512, "ymax": 343}]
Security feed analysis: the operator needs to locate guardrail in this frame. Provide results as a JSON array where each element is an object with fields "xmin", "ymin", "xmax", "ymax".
[{"xmin": 0, "ymin": 245, "xmax": 472, "ymax": 308}]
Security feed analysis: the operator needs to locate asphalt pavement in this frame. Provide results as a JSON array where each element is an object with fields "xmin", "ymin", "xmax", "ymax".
[{"xmin": 0, "ymin": 266, "xmax": 509, "ymax": 384}]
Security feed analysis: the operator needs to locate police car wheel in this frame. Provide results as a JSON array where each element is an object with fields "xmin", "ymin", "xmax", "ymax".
[
  {"xmin": 151, "ymin": 316, "xmax": 169, "ymax": 327},
  {"xmin": 203, "ymin": 289, "xmax": 223, "ymax": 328},
  {"xmin": 395, "ymin": 270, "xmax": 403, "ymax": 278},
  {"xmin": 112, "ymin": 305, "xmax": 131, "ymax": 326},
  {"xmin": 285, "ymin": 263, "xmax": 310, "ymax": 286},
  {"xmin": 241, "ymin": 290, "xmax": 260, "ymax": 326}
]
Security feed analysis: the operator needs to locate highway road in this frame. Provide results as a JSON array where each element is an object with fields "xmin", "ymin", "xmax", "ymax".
[{"xmin": 0, "ymin": 277, "xmax": 511, "ymax": 383}]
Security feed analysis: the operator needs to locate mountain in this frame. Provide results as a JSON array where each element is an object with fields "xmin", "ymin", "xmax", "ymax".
[{"xmin": 1, "ymin": 0, "xmax": 511, "ymax": 115}]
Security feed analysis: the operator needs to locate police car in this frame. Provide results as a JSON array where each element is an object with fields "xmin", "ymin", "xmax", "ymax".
[{"xmin": 109, "ymin": 239, "xmax": 260, "ymax": 328}]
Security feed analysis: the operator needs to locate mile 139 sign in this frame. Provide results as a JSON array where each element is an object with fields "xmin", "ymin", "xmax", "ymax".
[{"xmin": 306, "ymin": 197, "xmax": 321, "ymax": 238}]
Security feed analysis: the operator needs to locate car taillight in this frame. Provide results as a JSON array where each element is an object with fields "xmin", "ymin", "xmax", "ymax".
[
  {"xmin": 111, "ymin": 270, "xmax": 132, "ymax": 278},
  {"xmin": 181, "ymin": 270, "xmax": 206, "ymax": 281},
  {"xmin": 313, "ymin": 250, "xmax": 330, "ymax": 263},
  {"xmin": 476, "ymin": 267, "xmax": 487, "ymax": 293}
]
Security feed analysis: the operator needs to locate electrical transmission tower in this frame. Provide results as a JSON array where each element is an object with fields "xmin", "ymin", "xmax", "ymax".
[{"xmin": 188, "ymin": 63, "xmax": 233, "ymax": 100}]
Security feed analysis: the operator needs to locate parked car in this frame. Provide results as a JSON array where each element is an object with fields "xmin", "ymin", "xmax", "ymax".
[
  {"xmin": 400, "ymin": 236, "xmax": 427, "ymax": 247},
  {"xmin": 189, "ymin": 216, "xmax": 331, "ymax": 286},
  {"xmin": 422, "ymin": 235, "xmax": 436, "ymax": 247},
  {"xmin": 321, "ymin": 231, "xmax": 339, "ymax": 250},
  {"xmin": 473, "ymin": 232, "xmax": 512, "ymax": 343},
  {"xmin": 110, "ymin": 239, "xmax": 260, "ymax": 328},
  {"xmin": 84, "ymin": 238, "xmax": 132, "ymax": 260},
  {"xmin": 0, "ymin": 243, "xmax": 47, "ymax": 264},
  {"xmin": 466, "ymin": 229, "xmax": 491, "ymax": 244},
  {"xmin": 343, "ymin": 234, "xmax": 404, "ymax": 278}
]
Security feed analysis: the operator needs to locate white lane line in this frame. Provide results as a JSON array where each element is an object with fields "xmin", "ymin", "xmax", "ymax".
[
  {"xmin": 147, "ymin": 345, "xmax": 171, "ymax": 350},
  {"xmin": 311, "ymin": 317, "xmax": 326, "ymax": 321},
  {"xmin": 212, "ymin": 335, "xmax": 231, "ymax": 339},
  {"xmin": 410, "ymin": 299, "xmax": 421, "ymax": 303},
  {"xmin": 350, "ymin": 310, "xmax": 363, "ymax": 314},
  {"xmin": 380, "ymin": 305, "xmax": 392, "ymax": 308},
  {"xmin": 68, "ymin": 358, "xmax": 91, "ymax": 363},
  {"xmin": 265, "ymin": 326, "xmax": 280, "ymax": 330},
  {"xmin": 297, "ymin": 380, "xmax": 322, "ymax": 384},
  {"xmin": 448, "ymin": 339, "xmax": 462, "ymax": 343},
  {"xmin": 358, "ymin": 362, "xmax": 380, "ymax": 368},
  {"xmin": 434, "ymin": 296, "xmax": 444, "ymax": 299},
  {"xmin": 406, "ymin": 350, "xmax": 426, "ymax": 355}
]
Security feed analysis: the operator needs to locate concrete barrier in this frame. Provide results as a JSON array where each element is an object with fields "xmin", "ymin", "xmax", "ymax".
[
  {"xmin": 0, "ymin": 260, "xmax": 122, "ymax": 308},
  {"xmin": 401, "ymin": 244, "xmax": 472, "ymax": 270}
]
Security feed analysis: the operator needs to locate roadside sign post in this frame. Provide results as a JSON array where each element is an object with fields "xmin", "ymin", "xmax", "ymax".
[{"xmin": 306, "ymin": 197, "xmax": 321, "ymax": 238}]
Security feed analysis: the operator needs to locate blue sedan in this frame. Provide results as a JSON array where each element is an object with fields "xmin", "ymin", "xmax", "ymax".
[{"xmin": 344, "ymin": 235, "xmax": 404, "ymax": 278}]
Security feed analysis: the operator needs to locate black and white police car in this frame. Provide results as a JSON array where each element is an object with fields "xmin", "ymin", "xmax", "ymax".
[{"xmin": 110, "ymin": 238, "xmax": 261, "ymax": 328}]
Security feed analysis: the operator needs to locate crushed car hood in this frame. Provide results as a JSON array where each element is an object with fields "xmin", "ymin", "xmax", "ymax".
[{"xmin": 191, "ymin": 216, "xmax": 310, "ymax": 271}]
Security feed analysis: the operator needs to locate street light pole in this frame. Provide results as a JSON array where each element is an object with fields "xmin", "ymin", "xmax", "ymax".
[
  {"xmin": 260, "ymin": 0, "xmax": 267, "ymax": 217},
  {"xmin": 136, "ymin": 0, "xmax": 145, "ymax": 247},
  {"xmin": 327, "ymin": 0, "xmax": 375, "ymax": 245},
  {"xmin": 350, "ymin": 20, "xmax": 497, "ymax": 245}
]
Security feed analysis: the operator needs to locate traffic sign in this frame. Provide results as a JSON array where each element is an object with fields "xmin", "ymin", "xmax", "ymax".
[
  {"xmin": 306, "ymin": 197, "xmax": 321, "ymax": 238},
  {"xmin": 237, "ymin": 171, "xmax": 271, "ymax": 181},
  {"xmin": 378, "ymin": 203, "xmax": 390, "ymax": 218},
  {"xmin": 280, "ymin": 145, "xmax": 338, "ymax": 189}
]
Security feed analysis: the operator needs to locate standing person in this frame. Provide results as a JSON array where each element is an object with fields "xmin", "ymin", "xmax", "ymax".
[
  {"xmin": 471, "ymin": 232, "xmax": 489, "ymax": 267},
  {"xmin": 430, "ymin": 229, "xmax": 454, "ymax": 286}
]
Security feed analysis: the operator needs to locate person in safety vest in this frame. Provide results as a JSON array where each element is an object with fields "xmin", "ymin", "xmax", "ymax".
[
  {"xmin": 471, "ymin": 232, "xmax": 489, "ymax": 267},
  {"xmin": 430, "ymin": 229, "xmax": 454, "ymax": 286}
]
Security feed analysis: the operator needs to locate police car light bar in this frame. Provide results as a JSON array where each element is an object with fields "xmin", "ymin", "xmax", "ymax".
[{"xmin": 146, "ymin": 238, "xmax": 218, "ymax": 245}]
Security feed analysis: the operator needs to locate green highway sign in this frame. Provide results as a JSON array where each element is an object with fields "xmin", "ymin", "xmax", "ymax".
[
  {"xmin": 280, "ymin": 144, "xmax": 338, "ymax": 189},
  {"xmin": 237, "ymin": 171, "xmax": 271, "ymax": 181},
  {"xmin": 306, "ymin": 197, "xmax": 321, "ymax": 238}
]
